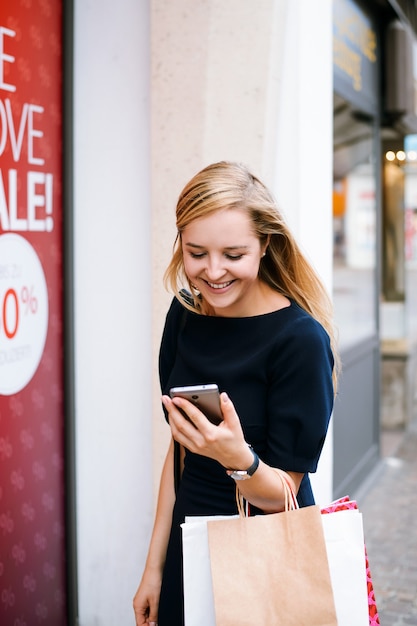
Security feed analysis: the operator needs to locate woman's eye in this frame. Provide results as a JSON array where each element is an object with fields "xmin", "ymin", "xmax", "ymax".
[
  {"xmin": 188, "ymin": 251, "xmax": 243, "ymax": 260},
  {"xmin": 225, "ymin": 254, "xmax": 243, "ymax": 261}
]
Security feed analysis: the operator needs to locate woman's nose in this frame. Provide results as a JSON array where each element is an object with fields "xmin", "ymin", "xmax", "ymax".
[{"xmin": 205, "ymin": 257, "xmax": 226, "ymax": 281}]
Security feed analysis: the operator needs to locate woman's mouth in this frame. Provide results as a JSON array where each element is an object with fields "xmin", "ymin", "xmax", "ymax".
[{"xmin": 206, "ymin": 280, "xmax": 234, "ymax": 290}]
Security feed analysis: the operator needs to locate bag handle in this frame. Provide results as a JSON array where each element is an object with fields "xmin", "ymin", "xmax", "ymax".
[
  {"xmin": 272, "ymin": 468, "xmax": 299, "ymax": 511},
  {"xmin": 236, "ymin": 468, "xmax": 299, "ymax": 517}
]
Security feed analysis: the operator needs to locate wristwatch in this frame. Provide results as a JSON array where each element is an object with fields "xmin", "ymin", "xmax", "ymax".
[{"xmin": 228, "ymin": 448, "xmax": 260, "ymax": 481}]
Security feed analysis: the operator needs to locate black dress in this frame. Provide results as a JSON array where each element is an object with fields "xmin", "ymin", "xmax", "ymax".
[{"xmin": 157, "ymin": 297, "xmax": 334, "ymax": 626}]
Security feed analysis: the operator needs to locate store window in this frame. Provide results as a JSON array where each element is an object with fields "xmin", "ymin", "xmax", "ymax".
[
  {"xmin": 403, "ymin": 135, "xmax": 417, "ymax": 267},
  {"xmin": 381, "ymin": 135, "xmax": 417, "ymax": 339},
  {"xmin": 333, "ymin": 94, "xmax": 377, "ymax": 349}
]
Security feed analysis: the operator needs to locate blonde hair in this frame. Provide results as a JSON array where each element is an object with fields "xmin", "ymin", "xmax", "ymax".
[{"xmin": 164, "ymin": 161, "xmax": 339, "ymax": 390}]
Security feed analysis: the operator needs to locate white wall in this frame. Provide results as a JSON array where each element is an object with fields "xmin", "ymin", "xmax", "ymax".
[{"xmin": 73, "ymin": 1, "xmax": 153, "ymax": 624}]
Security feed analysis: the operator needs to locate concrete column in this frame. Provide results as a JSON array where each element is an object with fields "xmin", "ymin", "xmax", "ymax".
[{"xmin": 151, "ymin": 0, "xmax": 334, "ymax": 503}]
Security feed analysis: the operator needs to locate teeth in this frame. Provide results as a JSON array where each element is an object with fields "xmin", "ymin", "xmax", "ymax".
[{"xmin": 207, "ymin": 281, "xmax": 232, "ymax": 289}]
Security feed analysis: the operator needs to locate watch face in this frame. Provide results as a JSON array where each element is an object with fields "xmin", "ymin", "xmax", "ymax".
[{"xmin": 230, "ymin": 471, "xmax": 250, "ymax": 481}]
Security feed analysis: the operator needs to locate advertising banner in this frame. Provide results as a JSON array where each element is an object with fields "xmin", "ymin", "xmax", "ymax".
[{"xmin": 0, "ymin": 2, "xmax": 67, "ymax": 624}]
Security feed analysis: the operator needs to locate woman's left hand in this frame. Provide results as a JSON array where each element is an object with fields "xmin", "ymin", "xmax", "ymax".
[{"xmin": 162, "ymin": 392, "xmax": 254, "ymax": 471}]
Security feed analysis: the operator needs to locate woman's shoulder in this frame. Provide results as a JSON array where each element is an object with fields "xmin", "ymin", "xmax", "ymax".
[
  {"xmin": 166, "ymin": 289, "xmax": 193, "ymax": 314},
  {"xmin": 256, "ymin": 302, "xmax": 332, "ymax": 365},
  {"xmin": 159, "ymin": 295, "xmax": 190, "ymax": 379},
  {"xmin": 164, "ymin": 293, "xmax": 188, "ymax": 329},
  {"xmin": 259, "ymin": 304, "xmax": 334, "ymax": 382},
  {"xmin": 281, "ymin": 301, "xmax": 330, "ymax": 342},
  {"xmin": 251, "ymin": 299, "xmax": 323, "ymax": 329}
]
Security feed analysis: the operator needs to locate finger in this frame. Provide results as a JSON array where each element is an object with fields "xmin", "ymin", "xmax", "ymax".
[
  {"xmin": 162, "ymin": 396, "xmax": 207, "ymax": 450},
  {"xmin": 163, "ymin": 395, "xmax": 210, "ymax": 431},
  {"xmin": 133, "ymin": 599, "xmax": 158, "ymax": 626},
  {"xmin": 162, "ymin": 395, "xmax": 196, "ymax": 428},
  {"xmin": 219, "ymin": 392, "xmax": 240, "ymax": 426},
  {"xmin": 133, "ymin": 610, "xmax": 147, "ymax": 626},
  {"xmin": 133, "ymin": 606, "xmax": 147, "ymax": 626},
  {"xmin": 148, "ymin": 613, "xmax": 158, "ymax": 626},
  {"xmin": 175, "ymin": 396, "xmax": 223, "ymax": 435}
]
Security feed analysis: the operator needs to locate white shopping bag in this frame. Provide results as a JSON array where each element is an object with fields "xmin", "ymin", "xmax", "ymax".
[
  {"xmin": 181, "ymin": 515, "xmax": 238, "ymax": 626},
  {"xmin": 322, "ymin": 508, "xmax": 369, "ymax": 626}
]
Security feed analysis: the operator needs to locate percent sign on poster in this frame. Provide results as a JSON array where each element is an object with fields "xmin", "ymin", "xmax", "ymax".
[{"xmin": 0, "ymin": 233, "xmax": 48, "ymax": 395}]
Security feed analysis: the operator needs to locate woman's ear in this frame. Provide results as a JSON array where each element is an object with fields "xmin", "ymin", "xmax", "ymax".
[{"xmin": 262, "ymin": 234, "xmax": 271, "ymax": 257}]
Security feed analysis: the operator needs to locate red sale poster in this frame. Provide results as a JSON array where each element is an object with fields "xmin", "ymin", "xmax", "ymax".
[{"xmin": 0, "ymin": 2, "xmax": 67, "ymax": 624}]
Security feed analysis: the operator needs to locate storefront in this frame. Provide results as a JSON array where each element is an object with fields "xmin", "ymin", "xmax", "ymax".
[
  {"xmin": 333, "ymin": 0, "xmax": 417, "ymax": 496},
  {"xmin": 332, "ymin": 0, "xmax": 381, "ymax": 497}
]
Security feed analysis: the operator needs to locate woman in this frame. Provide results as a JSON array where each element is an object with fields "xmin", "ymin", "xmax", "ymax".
[{"xmin": 133, "ymin": 161, "xmax": 339, "ymax": 626}]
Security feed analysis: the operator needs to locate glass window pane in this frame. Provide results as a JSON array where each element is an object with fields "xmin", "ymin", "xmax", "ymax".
[{"xmin": 333, "ymin": 94, "xmax": 377, "ymax": 350}]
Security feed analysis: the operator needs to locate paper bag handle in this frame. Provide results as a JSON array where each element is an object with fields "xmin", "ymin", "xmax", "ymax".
[{"xmin": 236, "ymin": 467, "xmax": 299, "ymax": 517}]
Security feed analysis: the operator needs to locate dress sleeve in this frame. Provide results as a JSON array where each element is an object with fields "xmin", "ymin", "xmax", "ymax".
[{"xmin": 264, "ymin": 316, "xmax": 334, "ymax": 473}]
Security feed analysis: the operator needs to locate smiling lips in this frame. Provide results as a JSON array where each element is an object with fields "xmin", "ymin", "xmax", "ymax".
[{"xmin": 206, "ymin": 280, "xmax": 234, "ymax": 290}]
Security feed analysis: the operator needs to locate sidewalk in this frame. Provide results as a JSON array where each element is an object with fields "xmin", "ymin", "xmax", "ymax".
[{"xmin": 359, "ymin": 418, "xmax": 417, "ymax": 625}]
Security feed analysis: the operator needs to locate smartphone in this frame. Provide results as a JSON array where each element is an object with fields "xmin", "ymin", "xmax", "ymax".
[{"xmin": 169, "ymin": 383, "xmax": 223, "ymax": 425}]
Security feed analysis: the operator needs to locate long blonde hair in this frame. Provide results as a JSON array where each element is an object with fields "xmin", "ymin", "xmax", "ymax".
[{"xmin": 164, "ymin": 161, "xmax": 339, "ymax": 390}]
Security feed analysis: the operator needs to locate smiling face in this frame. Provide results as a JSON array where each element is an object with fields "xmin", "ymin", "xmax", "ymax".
[{"xmin": 181, "ymin": 208, "xmax": 268, "ymax": 317}]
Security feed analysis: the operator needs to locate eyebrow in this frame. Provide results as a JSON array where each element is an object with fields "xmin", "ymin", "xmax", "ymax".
[{"xmin": 184, "ymin": 242, "xmax": 249, "ymax": 251}]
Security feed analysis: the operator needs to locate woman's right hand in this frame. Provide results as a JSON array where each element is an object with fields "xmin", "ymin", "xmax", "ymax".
[{"xmin": 133, "ymin": 568, "xmax": 162, "ymax": 626}]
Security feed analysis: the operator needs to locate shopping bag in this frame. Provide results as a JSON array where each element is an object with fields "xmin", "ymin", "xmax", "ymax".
[
  {"xmin": 181, "ymin": 515, "xmax": 238, "ymax": 626},
  {"xmin": 207, "ymin": 505, "xmax": 338, "ymax": 626},
  {"xmin": 182, "ymin": 478, "xmax": 379, "ymax": 626},
  {"xmin": 321, "ymin": 508, "xmax": 368, "ymax": 625},
  {"xmin": 321, "ymin": 496, "xmax": 380, "ymax": 626}
]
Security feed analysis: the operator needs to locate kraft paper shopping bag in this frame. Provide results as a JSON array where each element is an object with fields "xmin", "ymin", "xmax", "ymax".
[{"xmin": 207, "ymin": 505, "xmax": 338, "ymax": 626}]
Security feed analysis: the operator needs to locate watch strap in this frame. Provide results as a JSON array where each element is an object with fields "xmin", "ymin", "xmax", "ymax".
[{"xmin": 228, "ymin": 448, "xmax": 260, "ymax": 480}]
